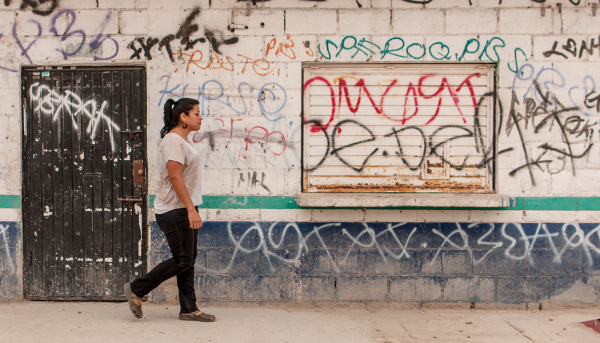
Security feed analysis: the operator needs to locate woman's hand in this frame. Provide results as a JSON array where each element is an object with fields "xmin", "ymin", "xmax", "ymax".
[{"xmin": 188, "ymin": 209, "xmax": 203, "ymax": 229}]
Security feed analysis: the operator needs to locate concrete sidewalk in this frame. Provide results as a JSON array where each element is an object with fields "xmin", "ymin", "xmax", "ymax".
[{"xmin": 0, "ymin": 302, "xmax": 599, "ymax": 342}]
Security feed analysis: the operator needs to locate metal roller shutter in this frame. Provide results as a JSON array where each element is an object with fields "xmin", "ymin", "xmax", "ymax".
[{"xmin": 302, "ymin": 63, "xmax": 495, "ymax": 193}]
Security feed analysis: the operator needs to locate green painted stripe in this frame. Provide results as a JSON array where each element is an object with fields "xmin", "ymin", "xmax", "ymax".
[
  {"xmin": 148, "ymin": 194, "xmax": 155, "ymax": 208},
  {"xmin": 148, "ymin": 195, "xmax": 297, "ymax": 210},
  {"xmin": 578, "ymin": 197, "xmax": 600, "ymax": 211},
  {"xmin": 260, "ymin": 196, "xmax": 301, "ymax": 210},
  {"xmin": 524, "ymin": 197, "xmax": 577, "ymax": 211},
  {"xmin": 371, "ymin": 197, "xmax": 525, "ymax": 211},
  {"xmin": 150, "ymin": 196, "xmax": 595, "ymax": 211},
  {"xmin": 206, "ymin": 196, "xmax": 261, "ymax": 209},
  {"xmin": 0, "ymin": 195, "xmax": 20, "ymax": 209},
  {"xmin": 3, "ymin": 195, "xmax": 599, "ymax": 211}
]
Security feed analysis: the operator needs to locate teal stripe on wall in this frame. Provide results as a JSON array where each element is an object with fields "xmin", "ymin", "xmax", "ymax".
[
  {"xmin": 149, "ymin": 195, "xmax": 599, "ymax": 211},
  {"xmin": 4, "ymin": 195, "xmax": 599, "ymax": 211},
  {"xmin": 0, "ymin": 195, "xmax": 20, "ymax": 209}
]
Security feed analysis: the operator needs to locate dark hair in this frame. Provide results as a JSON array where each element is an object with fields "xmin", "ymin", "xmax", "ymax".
[{"xmin": 160, "ymin": 98, "xmax": 200, "ymax": 138}]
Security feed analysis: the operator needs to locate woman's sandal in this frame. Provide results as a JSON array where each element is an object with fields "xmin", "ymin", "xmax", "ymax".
[
  {"xmin": 124, "ymin": 282, "xmax": 143, "ymax": 319},
  {"xmin": 179, "ymin": 310, "xmax": 216, "ymax": 322}
]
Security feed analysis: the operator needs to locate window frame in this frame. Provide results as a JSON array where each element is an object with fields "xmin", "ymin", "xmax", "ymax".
[{"xmin": 301, "ymin": 62, "xmax": 498, "ymax": 196}]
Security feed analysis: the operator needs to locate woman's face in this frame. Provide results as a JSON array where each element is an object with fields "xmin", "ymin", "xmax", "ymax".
[{"xmin": 182, "ymin": 104, "xmax": 202, "ymax": 131}]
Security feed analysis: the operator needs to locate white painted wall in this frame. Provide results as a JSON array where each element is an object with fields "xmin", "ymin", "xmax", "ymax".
[{"xmin": 0, "ymin": 0, "xmax": 598, "ymax": 223}]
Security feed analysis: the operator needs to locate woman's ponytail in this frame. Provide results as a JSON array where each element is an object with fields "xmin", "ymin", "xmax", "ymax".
[
  {"xmin": 160, "ymin": 99, "xmax": 178, "ymax": 138},
  {"xmin": 160, "ymin": 98, "xmax": 200, "ymax": 138}
]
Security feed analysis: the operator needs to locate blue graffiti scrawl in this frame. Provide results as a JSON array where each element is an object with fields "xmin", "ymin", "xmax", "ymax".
[
  {"xmin": 158, "ymin": 74, "xmax": 287, "ymax": 122},
  {"xmin": 148, "ymin": 221, "xmax": 600, "ymax": 303}
]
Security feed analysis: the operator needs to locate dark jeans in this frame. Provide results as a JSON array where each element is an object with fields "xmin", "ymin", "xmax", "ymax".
[{"xmin": 130, "ymin": 207, "xmax": 199, "ymax": 314}]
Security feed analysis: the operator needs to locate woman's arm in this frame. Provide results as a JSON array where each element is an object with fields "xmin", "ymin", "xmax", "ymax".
[{"xmin": 166, "ymin": 160, "xmax": 202, "ymax": 229}]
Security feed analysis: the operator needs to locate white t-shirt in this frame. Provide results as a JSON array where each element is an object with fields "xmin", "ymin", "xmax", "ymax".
[{"xmin": 154, "ymin": 133, "xmax": 203, "ymax": 215}]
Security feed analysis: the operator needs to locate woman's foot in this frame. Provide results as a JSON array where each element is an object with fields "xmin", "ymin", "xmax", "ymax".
[
  {"xmin": 179, "ymin": 310, "xmax": 215, "ymax": 322},
  {"xmin": 124, "ymin": 283, "xmax": 144, "ymax": 319}
]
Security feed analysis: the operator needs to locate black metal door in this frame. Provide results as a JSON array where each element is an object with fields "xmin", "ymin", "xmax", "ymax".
[{"xmin": 22, "ymin": 67, "xmax": 147, "ymax": 300}]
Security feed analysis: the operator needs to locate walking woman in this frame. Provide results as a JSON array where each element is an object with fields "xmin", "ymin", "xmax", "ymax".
[{"xmin": 125, "ymin": 98, "xmax": 215, "ymax": 322}]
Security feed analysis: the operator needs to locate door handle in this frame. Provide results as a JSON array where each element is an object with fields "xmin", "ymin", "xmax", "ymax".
[
  {"xmin": 118, "ymin": 198, "xmax": 143, "ymax": 208},
  {"xmin": 121, "ymin": 130, "xmax": 143, "ymax": 140}
]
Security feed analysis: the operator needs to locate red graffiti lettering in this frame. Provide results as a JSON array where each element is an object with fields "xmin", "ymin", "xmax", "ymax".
[
  {"xmin": 244, "ymin": 126, "xmax": 287, "ymax": 156},
  {"xmin": 418, "ymin": 73, "xmax": 480, "ymax": 125},
  {"xmin": 303, "ymin": 73, "xmax": 481, "ymax": 127}
]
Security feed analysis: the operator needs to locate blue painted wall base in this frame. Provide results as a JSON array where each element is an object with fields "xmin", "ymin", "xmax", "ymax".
[
  {"xmin": 0, "ymin": 222, "xmax": 20, "ymax": 301},
  {"xmin": 3, "ymin": 220, "xmax": 598, "ymax": 303},
  {"xmin": 148, "ymin": 221, "xmax": 600, "ymax": 304}
]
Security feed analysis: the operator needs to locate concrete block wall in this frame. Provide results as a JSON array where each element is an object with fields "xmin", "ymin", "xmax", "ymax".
[
  {"xmin": 0, "ymin": 0, "xmax": 599, "ymax": 302},
  {"xmin": 148, "ymin": 221, "xmax": 600, "ymax": 304}
]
